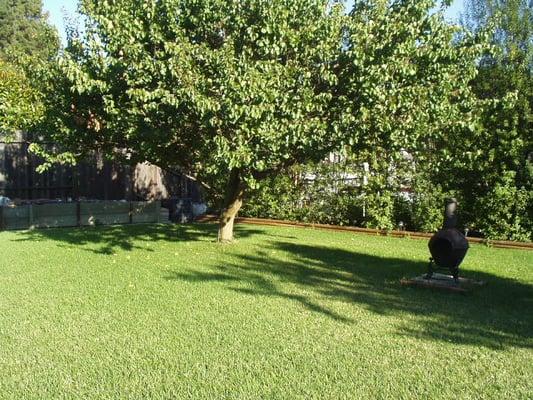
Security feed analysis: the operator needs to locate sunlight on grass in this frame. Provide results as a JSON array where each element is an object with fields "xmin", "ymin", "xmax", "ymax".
[{"xmin": 0, "ymin": 223, "xmax": 531, "ymax": 399}]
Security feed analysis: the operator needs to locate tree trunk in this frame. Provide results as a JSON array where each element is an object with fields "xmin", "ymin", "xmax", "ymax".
[{"xmin": 218, "ymin": 168, "xmax": 244, "ymax": 243}]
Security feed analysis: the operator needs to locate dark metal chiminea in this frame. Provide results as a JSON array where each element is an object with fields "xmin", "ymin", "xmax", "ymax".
[{"xmin": 427, "ymin": 198, "xmax": 469, "ymax": 282}]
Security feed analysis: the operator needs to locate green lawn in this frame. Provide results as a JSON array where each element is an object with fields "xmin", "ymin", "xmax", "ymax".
[{"xmin": 0, "ymin": 223, "xmax": 531, "ymax": 399}]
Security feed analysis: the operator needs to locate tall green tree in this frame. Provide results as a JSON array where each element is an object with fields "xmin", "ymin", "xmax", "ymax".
[
  {"xmin": 335, "ymin": 0, "xmax": 485, "ymax": 230},
  {"xmin": 0, "ymin": 0, "xmax": 58, "ymax": 141},
  {"xmin": 0, "ymin": 59, "xmax": 43, "ymax": 136},
  {"xmin": 0, "ymin": 0, "xmax": 59, "ymax": 60},
  {"xmin": 454, "ymin": 0, "xmax": 533, "ymax": 239},
  {"xmin": 38, "ymin": 0, "xmax": 484, "ymax": 241}
]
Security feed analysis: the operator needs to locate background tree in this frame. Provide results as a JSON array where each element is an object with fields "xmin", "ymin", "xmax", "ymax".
[
  {"xmin": 0, "ymin": 0, "xmax": 58, "ymax": 61},
  {"xmin": 453, "ymin": 0, "xmax": 533, "ymax": 239},
  {"xmin": 39, "ymin": 0, "xmax": 485, "ymax": 241},
  {"xmin": 0, "ymin": 0, "xmax": 58, "ymax": 140},
  {"xmin": 0, "ymin": 59, "xmax": 43, "ymax": 137}
]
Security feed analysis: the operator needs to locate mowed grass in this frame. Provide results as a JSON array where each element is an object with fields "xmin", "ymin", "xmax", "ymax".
[{"xmin": 0, "ymin": 223, "xmax": 531, "ymax": 399}]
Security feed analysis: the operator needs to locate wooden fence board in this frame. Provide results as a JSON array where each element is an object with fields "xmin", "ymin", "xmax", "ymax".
[
  {"xmin": 132, "ymin": 201, "xmax": 161, "ymax": 224},
  {"xmin": 32, "ymin": 203, "xmax": 78, "ymax": 228},
  {"xmin": 2, "ymin": 205, "xmax": 30, "ymax": 230},
  {"xmin": 79, "ymin": 201, "xmax": 131, "ymax": 226}
]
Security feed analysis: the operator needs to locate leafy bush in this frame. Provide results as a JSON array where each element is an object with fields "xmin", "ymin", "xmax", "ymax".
[
  {"xmin": 241, "ymin": 165, "xmax": 365, "ymax": 227},
  {"xmin": 473, "ymin": 175, "xmax": 532, "ymax": 241},
  {"xmin": 411, "ymin": 178, "xmax": 447, "ymax": 233},
  {"xmin": 240, "ymin": 160, "xmax": 532, "ymax": 242},
  {"xmin": 242, "ymin": 173, "xmax": 301, "ymax": 221},
  {"xmin": 362, "ymin": 189, "xmax": 395, "ymax": 230},
  {"xmin": 393, "ymin": 194, "xmax": 414, "ymax": 231}
]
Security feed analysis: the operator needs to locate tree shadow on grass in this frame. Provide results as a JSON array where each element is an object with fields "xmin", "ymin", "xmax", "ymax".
[
  {"xmin": 166, "ymin": 240, "xmax": 533, "ymax": 350},
  {"xmin": 10, "ymin": 223, "xmax": 268, "ymax": 255},
  {"xmin": 10, "ymin": 223, "xmax": 533, "ymax": 349}
]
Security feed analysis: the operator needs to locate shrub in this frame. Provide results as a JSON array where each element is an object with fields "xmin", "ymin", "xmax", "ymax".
[{"xmin": 473, "ymin": 175, "xmax": 532, "ymax": 241}]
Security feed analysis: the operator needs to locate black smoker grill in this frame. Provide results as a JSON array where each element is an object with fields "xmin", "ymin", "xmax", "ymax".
[{"xmin": 427, "ymin": 198, "xmax": 469, "ymax": 282}]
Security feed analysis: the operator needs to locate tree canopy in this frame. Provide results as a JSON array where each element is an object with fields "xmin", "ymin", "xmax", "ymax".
[{"xmin": 38, "ymin": 0, "xmax": 486, "ymax": 241}]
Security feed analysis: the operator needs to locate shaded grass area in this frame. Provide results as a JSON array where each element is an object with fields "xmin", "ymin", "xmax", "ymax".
[{"xmin": 0, "ymin": 223, "xmax": 532, "ymax": 399}]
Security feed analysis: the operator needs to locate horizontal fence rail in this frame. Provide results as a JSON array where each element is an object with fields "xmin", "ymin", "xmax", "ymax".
[
  {"xmin": 0, "ymin": 200, "xmax": 161, "ymax": 231},
  {"xmin": 196, "ymin": 215, "xmax": 533, "ymax": 251}
]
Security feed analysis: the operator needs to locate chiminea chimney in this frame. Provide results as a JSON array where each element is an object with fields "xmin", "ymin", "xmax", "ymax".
[{"xmin": 443, "ymin": 198, "xmax": 458, "ymax": 229}]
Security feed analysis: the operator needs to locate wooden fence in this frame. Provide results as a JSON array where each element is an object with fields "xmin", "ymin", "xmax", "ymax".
[{"xmin": 0, "ymin": 139, "xmax": 200, "ymax": 201}]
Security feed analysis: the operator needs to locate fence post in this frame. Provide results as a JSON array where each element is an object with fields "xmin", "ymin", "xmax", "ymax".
[
  {"xmin": 0, "ymin": 206, "xmax": 4, "ymax": 231},
  {"xmin": 28, "ymin": 203, "xmax": 34, "ymax": 229},
  {"xmin": 129, "ymin": 201, "xmax": 133, "ymax": 224},
  {"xmin": 76, "ymin": 200, "xmax": 81, "ymax": 227},
  {"xmin": 155, "ymin": 200, "xmax": 161, "ymax": 223}
]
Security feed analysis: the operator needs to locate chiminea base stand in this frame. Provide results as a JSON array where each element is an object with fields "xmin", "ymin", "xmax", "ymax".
[
  {"xmin": 425, "ymin": 257, "xmax": 460, "ymax": 282},
  {"xmin": 400, "ymin": 271, "xmax": 485, "ymax": 293}
]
